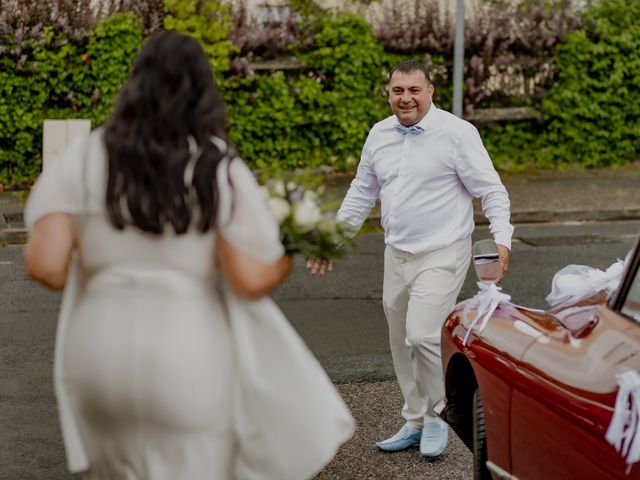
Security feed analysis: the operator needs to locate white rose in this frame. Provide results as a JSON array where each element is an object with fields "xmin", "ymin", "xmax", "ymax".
[
  {"xmin": 266, "ymin": 197, "xmax": 291, "ymax": 224},
  {"xmin": 273, "ymin": 180, "xmax": 286, "ymax": 197},
  {"xmin": 292, "ymin": 197, "xmax": 322, "ymax": 232}
]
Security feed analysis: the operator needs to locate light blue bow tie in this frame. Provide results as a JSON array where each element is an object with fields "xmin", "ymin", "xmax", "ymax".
[{"xmin": 395, "ymin": 124, "xmax": 425, "ymax": 135}]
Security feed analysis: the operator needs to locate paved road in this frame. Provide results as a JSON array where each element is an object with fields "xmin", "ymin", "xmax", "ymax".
[
  {"xmin": 1, "ymin": 220, "xmax": 639, "ymax": 479},
  {"xmin": 278, "ymin": 221, "xmax": 640, "ymax": 382}
]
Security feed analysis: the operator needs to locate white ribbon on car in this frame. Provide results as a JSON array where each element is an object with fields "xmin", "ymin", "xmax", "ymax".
[
  {"xmin": 546, "ymin": 256, "xmax": 629, "ymax": 308},
  {"xmin": 463, "ymin": 282, "xmax": 512, "ymax": 346},
  {"xmin": 606, "ymin": 370, "xmax": 640, "ymax": 472}
]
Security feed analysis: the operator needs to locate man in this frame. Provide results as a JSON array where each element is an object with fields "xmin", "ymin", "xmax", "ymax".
[{"xmin": 307, "ymin": 60, "xmax": 513, "ymax": 458}]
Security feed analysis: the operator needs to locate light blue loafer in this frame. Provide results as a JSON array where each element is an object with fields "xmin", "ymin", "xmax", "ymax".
[
  {"xmin": 376, "ymin": 425, "xmax": 422, "ymax": 452},
  {"xmin": 420, "ymin": 420, "xmax": 448, "ymax": 458}
]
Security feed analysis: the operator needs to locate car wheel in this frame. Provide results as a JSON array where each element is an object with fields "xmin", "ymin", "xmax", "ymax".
[{"xmin": 472, "ymin": 388, "xmax": 491, "ymax": 480}]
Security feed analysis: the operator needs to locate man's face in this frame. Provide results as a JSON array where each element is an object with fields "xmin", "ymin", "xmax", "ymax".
[{"xmin": 388, "ymin": 70, "xmax": 434, "ymax": 126}]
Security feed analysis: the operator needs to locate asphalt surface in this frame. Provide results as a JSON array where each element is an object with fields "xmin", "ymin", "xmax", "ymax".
[
  {"xmin": 316, "ymin": 381, "xmax": 473, "ymax": 479},
  {"xmin": 2, "ymin": 163, "xmax": 640, "ymax": 479},
  {"xmin": 2, "ymin": 223, "xmax": 639, "ymax": 480}
]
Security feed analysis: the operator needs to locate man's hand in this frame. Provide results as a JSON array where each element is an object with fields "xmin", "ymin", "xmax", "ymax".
[
  {"xmin": 496, "ymin": 244, "xmax": 510, "ymax": 281},
  {"xmin": 306, "ymin": 258, "xmax": 333, "ymax": 276}
]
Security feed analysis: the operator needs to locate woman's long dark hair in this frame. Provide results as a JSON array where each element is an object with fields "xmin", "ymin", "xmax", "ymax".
[{"xmin": 104, "ymin": 31, "xmax": 230, "ymax": 235}]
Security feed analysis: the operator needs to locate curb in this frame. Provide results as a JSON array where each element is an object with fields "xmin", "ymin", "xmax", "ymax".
[
  {"xmin": 363, "ymin": 210, "xmax": 640, "ymax": 228},
  {"xmin": 507, "ymin": 209, "xmax": 640, "ymax": 225},
  {"xmin": 3, "ymin": 210, "xmax": 640, "ymax": 245},
  {"xmin": 0, "ymin": 206, "xmax": 26, "ymax": 243},
  {"xmin": 0, "ymin": 229, "xmax": 27, "ymax": 244}
]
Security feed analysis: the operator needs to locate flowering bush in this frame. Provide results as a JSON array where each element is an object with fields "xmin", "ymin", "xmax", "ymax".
[{"xmin": 263, "ymin": 178, "xmax": 352, "ymax": 260}]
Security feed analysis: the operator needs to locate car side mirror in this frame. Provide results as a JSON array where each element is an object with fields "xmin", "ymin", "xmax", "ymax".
[{"xmin": 473, "ymin": 239, "xmax": 501, "ymax": 284}]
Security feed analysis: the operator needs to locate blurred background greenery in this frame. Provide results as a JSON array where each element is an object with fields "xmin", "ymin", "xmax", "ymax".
[{"xmin": 1, "ymin": 0, "xmax": 638, "ymax": 185}]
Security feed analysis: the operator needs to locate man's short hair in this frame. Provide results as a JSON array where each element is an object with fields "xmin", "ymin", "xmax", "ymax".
[{"xmin": 389, "ymin": 61, "xmax": 431, "ymax": 84}]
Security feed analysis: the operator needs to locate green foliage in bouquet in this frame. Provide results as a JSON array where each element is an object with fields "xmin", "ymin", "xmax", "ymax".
[{"xmin": 262, "ymin": 177, "xmax": 353, "ymax": 260}]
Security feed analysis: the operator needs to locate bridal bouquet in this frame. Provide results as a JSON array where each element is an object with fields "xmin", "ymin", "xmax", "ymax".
[{"xmin": 263, "ymin": 178, "xmax": 352, "ymax": 259}]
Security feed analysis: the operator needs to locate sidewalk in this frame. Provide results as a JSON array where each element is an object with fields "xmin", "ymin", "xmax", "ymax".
[
  {"xmin": 322, "ymin": 164, "xmax": 640, "ymax": 228},
  {"xmin": 493, "ymin": 165, "xmax": 640, "ymax": 225},
  {"xmin": 2, "ymin": 163, "xmax": 640, "ymax": 242}
]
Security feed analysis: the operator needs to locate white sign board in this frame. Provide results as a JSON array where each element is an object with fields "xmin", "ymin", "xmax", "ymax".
[{"xmin": 42, "ymin": 119, "xmax": 91, "ymax": 170}]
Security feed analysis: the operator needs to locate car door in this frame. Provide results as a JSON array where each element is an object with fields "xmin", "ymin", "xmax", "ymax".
[{"xmin": 509, "ymin": 246, "xmax": 640, "ymax": 479}]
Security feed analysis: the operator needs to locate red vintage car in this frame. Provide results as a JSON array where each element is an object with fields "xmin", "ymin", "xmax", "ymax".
[{"xmin": 440, "ymin": 235, "xmax": 640, "ymax": 479}]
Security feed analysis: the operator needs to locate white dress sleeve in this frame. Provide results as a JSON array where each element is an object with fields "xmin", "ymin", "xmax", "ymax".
[
  {"xmin": 216, "ymin": 157, "xmax": 284, "ymax": 265},
  {"xmin": 24, "ymin": 133, "xmax": 91, "ymax": 228}
]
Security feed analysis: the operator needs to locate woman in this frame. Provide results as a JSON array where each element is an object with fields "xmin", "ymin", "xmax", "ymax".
[{"xmin": 24, "ymin": 31, "xmax": 352, "ymax": 479}]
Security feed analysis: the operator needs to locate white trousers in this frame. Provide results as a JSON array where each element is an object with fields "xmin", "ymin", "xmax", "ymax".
[{"xmin": 382, "ymin": 237, "xmax": 471, "ymax": 428}]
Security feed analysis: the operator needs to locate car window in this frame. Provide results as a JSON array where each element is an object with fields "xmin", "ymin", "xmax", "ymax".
[{"xmin": 621, "ymin": 265, "xmax": 640, "ymax": 321}]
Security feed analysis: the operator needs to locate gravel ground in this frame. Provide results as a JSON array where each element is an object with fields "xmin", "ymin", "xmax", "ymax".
[{"xmin": 315, "ymin": 380, "xmax": 473, "ymax": 479}]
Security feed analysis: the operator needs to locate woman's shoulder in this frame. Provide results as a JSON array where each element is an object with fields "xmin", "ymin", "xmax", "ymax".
[{"xmin": 212, "ymin": 137, "xmax": 255, "ymax": 183}]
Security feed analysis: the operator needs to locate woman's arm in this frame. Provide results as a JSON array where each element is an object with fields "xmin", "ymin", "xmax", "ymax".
[
  {"xmin": 24, "ymin": 213, "xmax": 76, "ymax": 291},
  {"xmin": 216, "ymin": 232, "xmax": 292, "ymax": 301}
]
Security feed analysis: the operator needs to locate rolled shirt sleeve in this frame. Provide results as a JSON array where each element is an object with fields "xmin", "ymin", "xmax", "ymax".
[
  {"xmin": 336, "ymin": 143, "xmax": 381, "ymax": 238},
  {"xmin": 455, "ymin": 122, "xmax": 514, "ymax": 250}
]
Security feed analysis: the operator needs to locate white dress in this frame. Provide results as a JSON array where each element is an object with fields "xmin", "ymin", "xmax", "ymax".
[{"xmin": 25, "ymin": 131, "xmax": 354, "ymax": 480}]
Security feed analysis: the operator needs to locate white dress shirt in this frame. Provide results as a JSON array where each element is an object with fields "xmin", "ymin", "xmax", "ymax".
[{"xmin": 337, "ymin": 105, "xmax": 514, "ymax": 253}]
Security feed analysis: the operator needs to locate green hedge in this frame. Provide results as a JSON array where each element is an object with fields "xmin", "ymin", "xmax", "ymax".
[
  {"xmin": 163, "ymin": 0, "xmax": 236, "ymax": 73},
  {"xmin": 1, "ymin": 1, "xmax": 639, "ymax": 185},
  {"xmin": 482, "ymin": 0, "xmax": 640, "ymax": 170},
  {"xmin": 0, "ymin": 13, "xmax": 143, "ymax": 184},
  {"xmin": 225, "ymin": 14, "xmax": 390, "ymax": 171},
  {"xmin": 539, "ymin": 0, "xmax": 640, "ymax": 167}
]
